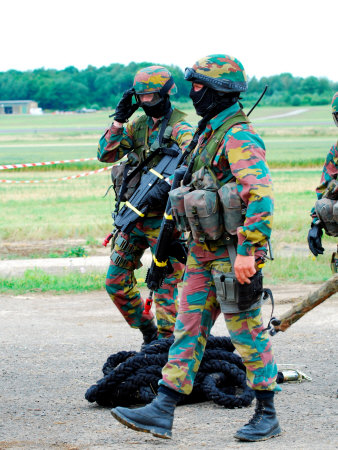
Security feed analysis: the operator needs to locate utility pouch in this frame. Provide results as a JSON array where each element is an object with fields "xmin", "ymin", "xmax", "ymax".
[
  {"xmin": 213, "ymin": 270, "xmax": 263, "ymax": 313},
  {"xmin": 191, "ymin": 166, "xmax": 221, "ymax": 191},
  {"xmin": 184, "ymin": 190, "xmax": 224, "ymax": 242},
  {"xmin": 218, "ymin": 182, "xmax": 246, "ymax": 235},
  {"xmin": 169, "ymin": 185, "xmax": 192, "ymax": 232},
  {"xmin": 315, "ymin": 198, "xmax": 338, "ymax": 237},
  {"xmin": 111, "ymin": 154, "xmax": 141, "ymax": 201}
]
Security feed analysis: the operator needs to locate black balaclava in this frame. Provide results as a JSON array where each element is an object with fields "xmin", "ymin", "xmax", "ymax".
[
  {"xmin": 141, "ymin": 95, "xmax": 171, "ymax": 118},
  {"xmin": 190, "ymin": 85, "xmax": 239, "ymax": 118}
]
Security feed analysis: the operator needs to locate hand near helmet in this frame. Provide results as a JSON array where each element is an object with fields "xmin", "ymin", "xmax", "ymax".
[
  {"xmin": 113, "ymin": 88, "xmax": 139, "ymax": 123},
  {"xmin": 307, "ymin": 222, "xmax": 325, "ymax": 256}
]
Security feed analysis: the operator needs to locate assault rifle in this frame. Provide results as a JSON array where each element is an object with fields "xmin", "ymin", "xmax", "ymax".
[
  {"xmin": 145, "ymin": 129, "xmax": 202, "ymax": 293},
  {"xmin": 114, "ymin": 143, "xmax": 182, "ymax": 234}
]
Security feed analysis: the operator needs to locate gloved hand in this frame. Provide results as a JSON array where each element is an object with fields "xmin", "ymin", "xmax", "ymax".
[
  {"xmin": 168, "ymin": 240, "xmax": 187, "ymax": 264},
  {"xmin": 147, "ymin": 179, "xmax": 171, "ymax": 208},
  {"xmin": 307, "ymin": 222, "xmax": 324, "ymax": 256},
  {"xmin": 113, "ymin": 88, "xmax": 139, "ymax": 123}
]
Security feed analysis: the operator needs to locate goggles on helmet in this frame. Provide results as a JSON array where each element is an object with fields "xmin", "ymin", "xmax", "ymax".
[
  {"xmin": 135, "ymin": 92, "xmax": 162, "ymax": 106},
  {"xmin": 184, "ymin": 67, "xmax": 247, "ymax": 93}
]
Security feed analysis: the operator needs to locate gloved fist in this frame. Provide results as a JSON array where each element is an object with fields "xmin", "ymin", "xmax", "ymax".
[
  {"xmin": 147, "ymin": 179, "xmax": 171, "ymax": 208},
  {"xmin": 307, "ymin": 223, "xmax": 324, "ymax": 256},
  {"xmin": 113, "ymin": 88, "xmax": 139, "ymax": 123}
]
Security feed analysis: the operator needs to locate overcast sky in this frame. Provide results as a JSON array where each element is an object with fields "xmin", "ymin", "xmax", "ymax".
[{"xmin": 2, "ymin": 0, "xmax": 337, "ymax": 81}]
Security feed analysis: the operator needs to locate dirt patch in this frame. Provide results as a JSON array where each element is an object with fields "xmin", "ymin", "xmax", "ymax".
[
  {"xmin": 0, "ymin": 239, "xmax": 108, "ymax": 259},
  {"xmin": 0, "ymin": 286, "xmax": 337, "ymax": 449}
]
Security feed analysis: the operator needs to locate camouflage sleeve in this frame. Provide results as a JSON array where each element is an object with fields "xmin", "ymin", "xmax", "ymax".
[
  {"xmin": 97, "ymin": 119, "xmax": 137, "ymax": 163},
  {"xmin": 166, "ymin": 120, "xmax": 194, "ymax": 185},
  {"xmin": 226, "ymin": 126, "xmax": 274, "ymax": 256},
  {"xmin": 171, "ymin": 120, "xmax": 194, "ymax": 153},
  {"xmin": 315, "ymin": 143, "xmax": 338, "ymax": 198},
  {"xmin": 310, "ymin": 143, "xmax": 338, "ymax": 224}
]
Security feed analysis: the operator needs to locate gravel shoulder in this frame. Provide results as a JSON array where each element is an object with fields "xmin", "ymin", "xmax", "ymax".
[{"xmin": 0, "ymin": 284, "xmax": 337, "ymax": 449}]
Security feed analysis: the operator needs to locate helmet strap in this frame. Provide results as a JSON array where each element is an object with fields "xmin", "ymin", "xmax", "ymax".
[{"xmin": 159, "ymin": 77, "xmax": 174, "ymax": 98}]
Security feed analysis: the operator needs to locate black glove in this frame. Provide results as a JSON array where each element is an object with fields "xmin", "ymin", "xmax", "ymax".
[
  {"xmin": 147, "ymin": 179, "xmax": 171, "ymax": 208},
  {"xmin": 113, "ymin": 88, "xmax": 139, "ymax": 123},
  {"xmin": 307, "ymin": 223, "xmax": 324, "ymax": 256},
  {"xmin": 168, "ymin": 240, "xmax": 187, "ymax": 264}
]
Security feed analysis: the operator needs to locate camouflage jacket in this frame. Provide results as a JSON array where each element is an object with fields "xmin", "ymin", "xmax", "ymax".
[
  {"xmin": 192, "ymin": 103, "xmax": 274, "ymax": 257},
  {"xmin": 97, "ymin": 109, "xmax": 193, "ymax": 164},
  {"xmin": 311, "ymin": 141, "xmax": 338, "ymax": 224}
]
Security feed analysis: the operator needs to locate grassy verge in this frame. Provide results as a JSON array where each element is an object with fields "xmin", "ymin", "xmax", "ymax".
[
  {"xmin": 0, "ymin": 267, "xmax": 148, "ymax": 295},
  {"xmin": 0, "ymin": 256, "xmax": 332, "ymax": 295}
]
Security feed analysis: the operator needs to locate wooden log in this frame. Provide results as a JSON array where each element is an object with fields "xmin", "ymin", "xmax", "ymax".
[{"xmin": 273, "ymin": 273, "xmax": 338, "ymax": 332}]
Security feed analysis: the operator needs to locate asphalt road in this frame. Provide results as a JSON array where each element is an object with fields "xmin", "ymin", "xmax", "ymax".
[{"xmin": 0, "ymin": 285, "xmax": 337, "ymax": 449}]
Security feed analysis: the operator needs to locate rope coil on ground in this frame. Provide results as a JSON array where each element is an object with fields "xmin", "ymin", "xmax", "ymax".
[{"xmin": 85, "ymin": 336, "xmax": 257, "ymax": 409}]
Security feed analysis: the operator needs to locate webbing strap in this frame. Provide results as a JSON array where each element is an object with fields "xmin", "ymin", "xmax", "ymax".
[
  {"xmin": 115, "ymin": 235, "xmax": 139, "ymax": 253},
  {"xmin": 111, "ymin": 251, "xmax": 135, "ymax": 270}
]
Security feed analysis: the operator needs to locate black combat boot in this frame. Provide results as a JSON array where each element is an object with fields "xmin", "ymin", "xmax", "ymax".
[
  {"xmin": 139, "ymin": 319, "xmax": 158, "ymax": 346},
  {"xmin": 111, "ymin": 387, "xmax": 181, "ymax": 439},
  {"xmin": 234, "ymin": 391, "xmax": 281, "ymax": 441}
]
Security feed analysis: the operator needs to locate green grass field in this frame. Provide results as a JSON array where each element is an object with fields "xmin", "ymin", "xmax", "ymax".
[{"xmin": 1, "ymin": 105, "xmax": 337, "ymax": 289}]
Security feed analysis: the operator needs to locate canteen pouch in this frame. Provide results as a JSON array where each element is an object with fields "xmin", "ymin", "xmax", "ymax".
[
  {"xmin": 169, "ymin": 185, "xmax": 192, "ymax": 232},
  {"xmin": 218, "ymin": 182, "xmax": 246, "ymax": 235},
  {"xmin": 315, "ymin": 198, "xmax": 338, "ymax": 237},
  {"xmin": 213, "ymin": 270, "xmax": 263, "ymax": 312},
  {"xmin": 184, "ymin": 190, "xmax": 224, "ymax": 242}
]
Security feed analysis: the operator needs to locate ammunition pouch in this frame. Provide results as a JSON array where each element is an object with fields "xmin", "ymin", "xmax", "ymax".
[
  {"xmin": 184, "ymin": 190, "xmax": 224, "ymax": 243},
  {"xmin": 110, "ymin": 234, "xmax": 143, "ymax": 270},
  {"xmin": 110, "ymin": 251, "xmax": 137, "ymax": 270},
  {"xmin": 169, "ymin": 185, "xmax": 192, "ymax": 232},
  {"xmin": 213, "ymin": 270, "xmax": 263, "ymax": 313},
  {"xmin": 218, "ymin": 182, "xmax": 246, "ymax": 235},
  {"xmin": 315, "ymin": 198, "xmax": 338, "ymax": 237}
]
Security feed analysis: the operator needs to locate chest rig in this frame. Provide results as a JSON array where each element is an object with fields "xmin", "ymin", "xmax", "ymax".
[{"xmin": 170, "ymin": 109, "xmax": 250, "ymax": 243}]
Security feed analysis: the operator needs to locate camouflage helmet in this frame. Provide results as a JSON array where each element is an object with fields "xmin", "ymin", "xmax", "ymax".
[
  {"xmin": 332, "ymin": 92, "xmax": 338, "ymax": 127},
  {"xmin": 133, "ymin": 66, "xmax": 177, "ymax": 96},
  {"xmin": 184, "ymin": 54, "xmax": 248, "ymax": 93}
]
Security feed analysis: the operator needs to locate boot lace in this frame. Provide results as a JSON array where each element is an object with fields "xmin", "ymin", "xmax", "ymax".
[{"xmin": 246, "ymin": 403, "xmax": 265, "ymax": 426}]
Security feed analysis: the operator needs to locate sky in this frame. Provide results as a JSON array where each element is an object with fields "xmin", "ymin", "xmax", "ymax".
[{"xmin": 2, "ymin": 0, "xmax": 337, "ymax": 81}]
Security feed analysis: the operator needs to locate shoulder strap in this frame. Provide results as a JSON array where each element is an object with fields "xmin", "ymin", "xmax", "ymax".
[{"xmin": 193, "ymin": 110, "xmax": 250, "ymax": 172}]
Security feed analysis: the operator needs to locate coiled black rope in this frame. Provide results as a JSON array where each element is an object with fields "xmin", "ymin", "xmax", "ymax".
[{"xmin": 85, "ymin": 336, "xmax": 266, "ymax": 409}]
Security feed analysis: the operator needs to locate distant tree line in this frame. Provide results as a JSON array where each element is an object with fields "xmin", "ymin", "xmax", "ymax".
[{"xmin": 0, "ymin": 63, "xmax": 337, "ymax": 111}]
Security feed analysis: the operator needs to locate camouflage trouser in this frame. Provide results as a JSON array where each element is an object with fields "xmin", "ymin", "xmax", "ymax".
[
  {"xmin": 160, "ymin": 243, "xmax": 281, "ymax": 394},
  {"xmin": 106, "ymin": 216, "xmax": 184, "ymax": 338}
]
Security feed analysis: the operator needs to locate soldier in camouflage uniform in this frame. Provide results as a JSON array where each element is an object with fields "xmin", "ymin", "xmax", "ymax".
[
  {"xmin": 98, "ymin": 66, "xmax": 193, "ymax": 343},
  {"xmin": 308, "ymin": 92, "xmax": 338, "ymax": 262},
  {"xmin": 111, "ymin": 55, "xmax": 282, "ymax": 442}
]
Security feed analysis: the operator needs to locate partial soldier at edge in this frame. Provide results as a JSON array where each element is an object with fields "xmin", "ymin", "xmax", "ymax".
[{"xmin": 308, "ymin": 92, "xmax": 338, "ymax": 272}]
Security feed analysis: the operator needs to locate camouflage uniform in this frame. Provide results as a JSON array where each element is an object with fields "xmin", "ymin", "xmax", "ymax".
[
  {"xmin": 98, "ymin": 66, "xmax": 194, "ymax": 338},
  {"xmin": 160, "ymin": 102, "xmax": 280, "ymax": 393}
]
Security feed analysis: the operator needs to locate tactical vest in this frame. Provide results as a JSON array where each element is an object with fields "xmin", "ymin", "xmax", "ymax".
[
  {"xmin": 169, "ymin": 109, "xmax": 250, "ymax": 244},
  {"xmin": 131, "ymin": 108, "xmax": 187, "ymax": 169}
]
